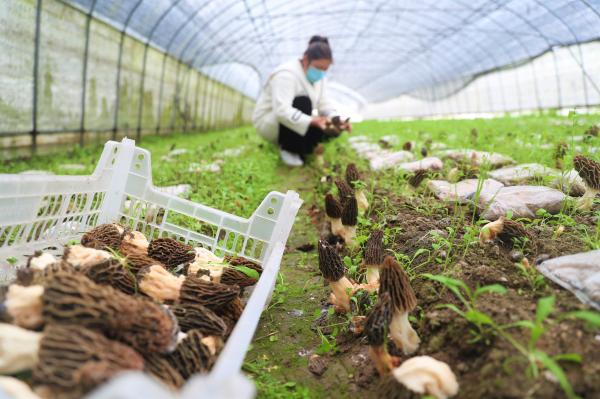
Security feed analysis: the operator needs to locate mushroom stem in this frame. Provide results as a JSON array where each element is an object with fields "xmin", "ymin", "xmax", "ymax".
[
  {"xmin": 0, "ymin": 324, "xmax": 41, "ymax": 374},
  {"xmin": 5, "ymin": 285, "xmax": 44, "ymax": 329},
  {"xmin": 329, "ymin": 217, "xmax": 344, "ymax": 237},
  {"xmin": 340, "ymin": 225, "xmax": 357, "ymax": 247},
  {"xmin": 366, "ymin": 265, "xmax": 380, "ymax": 285},
  {"xmin": 369, "ymin": 345, "xmax": 394, "ymax": 375},
  {"xmin": 329, "ymin": 276, "xmax": 354, "ymax": 312},
  {"xmin": 479, "ymin": 217, "xmax": 505, "ymax": 244},
  {"xmin": 389, "ymin": 310, "xmax": 420, "ymax": 355},
  {"xmin": 356, "ymin": 190, "xmax": 369, "ymax": 213},
  {"xmin": 577, "ymin": 188, "xmax": 599, "ymax": 210},
  {"xmin": 138, "ymin": 265, "xmax": 185, "ymax": 302}
]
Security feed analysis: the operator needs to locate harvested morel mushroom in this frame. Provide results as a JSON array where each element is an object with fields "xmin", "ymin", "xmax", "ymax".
[
  {"xmin": 171, "ymin": 302, "xmax": 227, "ymax": 336},
  {"xmin": 573, "ymin": 155, "xmax": 600, "ymax": 210},
  {"xmin": 41, "ymin": 273, "xmax": 179, "ymax": 353},
  {"xmin": 220, "ymin": 267, "xmax": 258, "ymax": 287},
  {"xmin": 148, "ymin": 237, "xmax": 196, "ymax": 269},
  {"xmin": 215, "ymin": 297, "xmax": 244, "ymax": 337},
  {"xmin": 82, "ymin": 258, "xmax": 137, "ymax": 296},
  {"xmin": 166, "ymin": 330, "xmax": 215, "ymax": 379},
  {"xmin": 120, "ymin": 230, "xmax": 150, "ymax": 254},
  {"xmin": 318, "ymin": 240, "xmax": 353, "ymax": 312},
  {"xmin": 4, "ymin": 284, "xmax": 44, "ymax": 329},
  {"xmin": 379, "ymin": 256, "xmax": 420, "ymax": 355},
  {"xmin": 223, "ymin": 255, "xmax": 263, "ymax": 275},
  {"xmin": 143, "ymin": 352, "xmax": 185, "ymax": 389},
  {"xmin": 81, "ymin": 223, "xmax": 126, "ymax": 250},
  {"xmin": 63, "ymin": 245, "xmax": 112, "ymax": 268},
  {"xmin": 33, "ymin": 324, "xmax": 144, "ymax": 397},
  {"xmin": 391, "ymin": 356, "xmax": 459, "ymax": 399},
  {"xmin": 325, "ymin": 193, "xmax": 344, "ymax": 237},
  {"xmin": 363, "ymin": 229, "xmax": 384, "ymax": 284},
  {"xmin": 187, "ymin": 247, "xmax": 226, "ymax": 281},
  {"xmin": 124, "ymin": 251, "xmax": 166, "ymax": 274},
  {"xmin": 346, "ymin": 163, "xmax": 369, "ymax": 212},
  {"xmin": 340, "ymin": 197, "xmax": 358, "ymax": 246},
  {"xmin": 365, "ymin": 292, "xmax": 395, "ymax": 375},
  {"xmin": 137, "ymin": 265, "xmax": 239, "ymax": 310},
  {"xmin": 335, "ymin": 179, "xmax": 354, "ymax": 205},
  {"xmin": 0, "ymin": 323, "xmax": 143, "ymax": 390}
]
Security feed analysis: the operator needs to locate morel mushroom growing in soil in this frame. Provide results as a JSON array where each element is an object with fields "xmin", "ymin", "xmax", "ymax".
[
  {"xmin": 9, "ymin": 272, "xmax": 179, "ymax": 353},
  {"xmin": 318, "ymin": 240, "xmax": 354, "ymax": 312},
  {"xmin": 379, "ymin": 256, "xmax": 420, "ymax": 354},
  {"xmin": 479, "ymin": 217, "xmax": 533, "ymax": 250},
  {"xmin": 346, "ymin": 163, "xmax": 369, "ymax": 212},
  {"xmin": 573, "ymin": 155, "xmax": 600, "ymax": 210},
  {"xmin": 325, "ymin": 193, "xmax": 344, "ymax": 237},
  {"xmin": 148, "ymin": 237, "xmax": 196, "ymax": 269},
  {"xmin": 0, "ymin": 323, "xmax": 143, "ymax": 394},
  {"xmin": 340, "ymin": 196, "xmax": 359, "ymax": 246},
  {"xmin": 335, "ymin": 178, "xmax": 355, "ymax": 205},
  {"xmin": 314, "ymin": 143, "xmax": 325, "ymax": 167},
  {"xmin": 391, "ymin": 356, "xmax": 458, "ymax": 399},
  {"xmin": 365, "ymin": 292, "xmax": 396, "ymax": 375},
  {"xmin": 363, "ymin": 229, "xmax": 384, "ymax": 285}
]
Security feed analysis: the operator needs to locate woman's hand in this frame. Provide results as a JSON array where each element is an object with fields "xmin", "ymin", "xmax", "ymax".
[{"xmin": 310, "ymin": 116, "xmax": 329, "ymax": 130}]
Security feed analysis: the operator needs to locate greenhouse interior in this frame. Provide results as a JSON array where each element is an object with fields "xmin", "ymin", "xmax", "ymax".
[{"xmin": 0, "ymin": 0, "xmax": 600, "ymax": 398}]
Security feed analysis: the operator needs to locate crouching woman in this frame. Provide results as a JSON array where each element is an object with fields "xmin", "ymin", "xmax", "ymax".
[{"xmin": 252, "ymin": 35, "xmax": 351, "ymax": 167}]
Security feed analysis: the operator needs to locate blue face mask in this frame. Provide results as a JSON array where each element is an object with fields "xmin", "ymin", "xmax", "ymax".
[{"xmin": 306, "ymin": 66, "xmax": 326, "ymax": 83}]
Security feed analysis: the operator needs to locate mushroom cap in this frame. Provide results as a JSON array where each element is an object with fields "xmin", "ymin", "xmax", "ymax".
[
  {"xmin": 408, "ymin": 170, "xmax": 429, "ymax": 188},
  {"xmin": 392, "ymin": 356, "xmax": 459, "ymax": 399},
  {"xmin": 335, "ymin": 179, "xmax": 354, "ymax": 204},
  {"xmin": 220, "ymin": 267, "xmax": 258, "ymax": 287},
  {"xmin": 81, "ymin": 224, "xmax": 125, "ymax": 250},
  {"xmin": 166, "ymin": 330, "xmax": 214, "ymax": 379},
  {"xmin": 364, "ymin": 229, "xmax": 384, "ymax": 266},
  {"xmin": 314, "ymin": 143, "xmax": 325, "ymax": 155},
  {"xmin": 33, "ymin": 324, "xmax": 144, "ymax": 394},
  {"xmin": 317, "ymin": 240, "xmax": 346, "ymax": 282},
  {"xmin": 214, "ymin": 297, "xmax": 245, "ymax": 337},
  {"xmin": 143, "ymin": 352, "xmax": 185, "ymax": 389},
  {"xmin": 148, "ymin": 238, "xmax": 196, "ymax": 269},
  {"xmin": 179, "ymin": 277, "xmax": 240, "ymax": 311},
  {"xmin": 365, "ymin": 292, "xmax": 392, "ymax": 346},
  {"xmin": 325, "ymin": 193, "xmax": 342, "ymax": 219},
  {"xmin": 341, "ymin": 197, "xmax": 358, "ymax": 227},
  {"xmin": 124, "ymin": 252, "xmax": 166, "ymax": 274},
  {"xmin": 402, "ymin": 141, "xmax": 413, "ymax": 151},
  {"xmin": 345, "ymin": 163, "xmax": 362, "ymax": 186},
  {"xmin": 379, "ymin": 256, "xmax": 417, "ymax": 312},
  {"xmin": 223, "ymin": 255, "xmax": 263, "ymax": 275},
  {"xmin": 171, "ymin": 302, "xmax": 227, "ymax": 336},
  {"xmin": 573, "ymin": 155, "xmax": 600, "ymax": 190},
  {"xmin": 498, "ymin": 219, "xmax": 532, "ymax": 248},
  {"xmin": 82, "ymin": 258, "xmax": 137, "ymax": 296}
]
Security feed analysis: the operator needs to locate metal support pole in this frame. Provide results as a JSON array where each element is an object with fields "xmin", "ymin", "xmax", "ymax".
[
  {"xmin": 32, "ymin": 0, "xmax": 43, "ymax": 152},
  {"xmin": 79, "ymin": 0, "xmax": 98, "ymax": 147},
  {"xmin": 113, "ymin": 0, "xmax": 144, "ymax": 140}
]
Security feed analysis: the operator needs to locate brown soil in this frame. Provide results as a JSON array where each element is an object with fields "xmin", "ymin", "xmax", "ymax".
[{"xmin": 310, "ymin": 188, "xmax": 600, "ymax": 399}]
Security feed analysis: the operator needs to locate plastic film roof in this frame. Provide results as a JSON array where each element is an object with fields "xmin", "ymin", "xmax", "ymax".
[{"xmin": 67, "ymin": 0, "xmax": 600, "ymax": 103}]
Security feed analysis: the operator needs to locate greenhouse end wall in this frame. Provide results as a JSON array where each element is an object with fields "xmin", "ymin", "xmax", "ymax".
[{"xmin": 0, "ymin": 0, "xmax": 255, "ymax": 155}]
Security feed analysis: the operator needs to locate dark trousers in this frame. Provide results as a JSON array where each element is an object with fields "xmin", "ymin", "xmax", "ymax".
[{"xmin": 278, "ymin": 96, "xmax": 324, "ymax": 156}]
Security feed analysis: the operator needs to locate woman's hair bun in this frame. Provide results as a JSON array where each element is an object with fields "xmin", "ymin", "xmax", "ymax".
[{"xmin": 309, "ymin": 35, "xmax": 329, "ymax": 45}]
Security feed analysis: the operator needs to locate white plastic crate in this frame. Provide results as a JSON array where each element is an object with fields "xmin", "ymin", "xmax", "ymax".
[{"xmin": 0, "ymin": 138, "xmax": 302, "ymax": 399}]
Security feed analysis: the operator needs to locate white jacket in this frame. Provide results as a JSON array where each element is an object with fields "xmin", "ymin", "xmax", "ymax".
[{"xmin": 252, "ymin": 59, "xmax": 337, "ymax": 143}]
